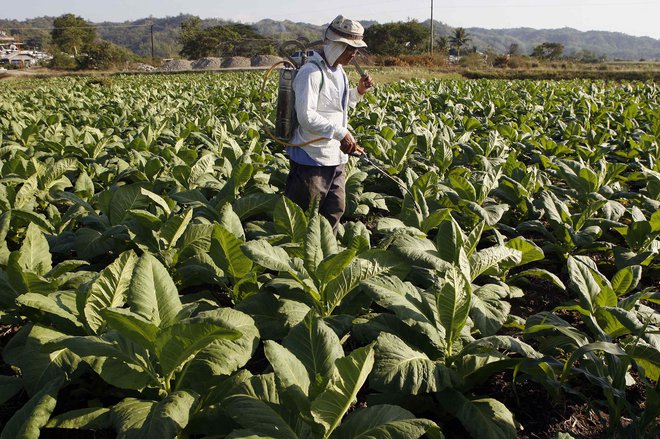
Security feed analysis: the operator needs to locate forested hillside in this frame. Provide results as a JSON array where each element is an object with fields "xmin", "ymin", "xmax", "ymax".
[{"xmin": 1, "ymin": 15, "xmax": 658, "ymax": 60}]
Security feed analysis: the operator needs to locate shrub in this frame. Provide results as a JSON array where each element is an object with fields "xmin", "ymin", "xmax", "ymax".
[
  {"xmin": 459, "ymin": 53, "xmax": 487, "ymax": 69},
  {"xmin": 492, "ymin": 55, "xmax": 510, "ymax": 68},
  {"xmin": 48, "ymin": 51, "xmax": 78, "ymax": 70},
  {"xmin": 78, "ymin": 41, "xmax": 135, "ymax": 70}
]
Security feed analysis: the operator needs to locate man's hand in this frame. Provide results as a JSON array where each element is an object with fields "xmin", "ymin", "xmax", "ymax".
[
  {"xmin": 357, "ymin": 73, "xmax": 374, "ymax": 95},
  {"xmin": 340, "ymin": 132, "xmax": 364, "ymax": 155}
]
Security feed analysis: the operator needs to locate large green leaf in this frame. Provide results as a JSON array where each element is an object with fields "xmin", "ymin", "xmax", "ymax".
[
  {"xmin": 264, "ymin": 340, "xmax": 312, "ymax": 416},
  {"xmin": 176, "ymin": 223, "xmax": 213, "ymax": 261},
  {"xmin": 101, "ymin": 307, "xmax": 159, "ymax": 349},
  {"xmin": 47, "ymin": 333, "xmax": 154, "ymax": 390},
  {"xmin": 140, "ymin": 188, "xmax": 171, "ymax": 215},
  {"xmin": 178, "ymin": 308, "xmax": 259, "ymax": 391},
  {"xmin": 237, "ymin": 293, "xmax": 310, "ymax": 341},
  {"xmin": 3, "ymin": 325, "xmax": 80, "ymax": 396},
  {"xmin": 241, "ymin": 239, "xmax": 294, "ymax": 273},
  {"xmin": 223, "ymin": 394, "xmax": 299, "ymax": 439},
  {"xmin": 0, "ymin": 377, "xmax": 61, "ymax": 439},
  {"xmin": 333, "ymin": 404, "xmax": 437, "ymax": 439},
  {"xmin": 16, "ymin": 293, "xmax": 84, "ymax": 334},
  {"xmin": 304, "ymin": 215, "xmax": 338, "ymax": 274},
  {"xmin": 436, "ymin": 267, "xmax": 471, "ymax": 353},
  {"xmin": 459, "ymin": 336, "xmax": 544, "ymax": 360},
  {"xmin": 435, "ymin": 218, "xmax": 465, "ymax": 264},
  {"xmin": 264, "ymin": 340, "xmax": 311, "ymax": 395},
  {"xmin": 438, "ymin": 388, "xmax": 518, "ymax": 439},
  {"xmin": 624, "ymin": 342, "xmax": 660, "ymax": 381},
  {"xmin": 323, "ymin": 258, "xmax": 380, "ymax": 316},
  {"xmin": 371, "ymin": 333, "xmax": 456, "ymax": 395},
  {"xmin": 362, "ymin": 276, "xmax": 435, "ymax": 325},
  {"xmin": 448, "ymin": 173, "xmax": 476, "ymax": 202},
  {"xmin": 128, "ymin": 253, "xmax": 182, "ymax": 327},
  {"xmin": 6, "ymin": 254, "xmax": 53, "ymax": 296},
  {"xmin": 16, "ymin": 223, "xmax": 52, "ymax": 276},
  {"xmin": 611, "ymin": 265, "xmax": 642, "ymax": 297},
  {"xmin": 316, "ymin": 249, "xmax": 357, "ymax": 286},
  {"xmin": 210, "ymin": 224, "xmax": 253, "ymax": 279},
  {"xmin": 392, "ymin": 235, "xmax": 453, "ymax": 272},
  {"xmin": 39, "ymin": 158, "xmax": 77, "ymax": 191},
  {"xmin": 470, "ymin": 284, "xmax": 511, "ymax": 336},
  {"xmin": 567, "ymin": 256, "xmax": 601, "ymax": 314},
  {"xmin": 74, "ymin": 226, "xmax": 123, "ymax": 260},
  {"xmin": 160, "ymin": 208, "xmax": 193, "ymax": 249},
  {"xmin": 81, "ymin": 250, "xmax": 138, "ymax": 334},
  {"xmin": 111, "ymin": 398, "xmax": 156, "ymax": 439},
  {"xmin": 361, "ymin": 275, "xmax": 444, "ymax": 354},
  {"xmin": 274, "ymin": 196, "xmax": 308, "ymax": 243},
  {"xmin": 46, "ymin": 407, "xmax": 111, "ymax": 429},
  {"xmin": 139, "ymin": 391, "xmax": 197, "ymax": 439},
  {"xmin": 0, "ymin": 375, "xmax": 22, "ymax": 405},
  {"xmin": 14, "ymin": 176, "xmax": 38, "ymax": 211},
  {"xmin": 507, "ymin": 268, "xmax": 565, "ymax": 290},
  {"xmin": 283, "ymin": 312, "xmax": 344, "ymax": 395},
  {"xmin": 217, "ymin": 202, "xmax": 245, "ymax": 240},
  {"xmin": 109, "ymin": 184, "xmax": 148, "ymax": 225},
  {"xmin": 154, "ymin": 313, "xmax": 242, "ymax": 378},
  {"xmin": 233, "ymin": 193, "xmax": 278, "ymax": 220},
  {"xmin": 469, "ymin": 246, "xmax": 521, "ymax": 280},
  {"xmin": 504, "ymin": 237, "xmax": 544, "ymax": 266},
  {"xmin": 311, "ymin": 344, "xmax": 375, "ymax": 438}
]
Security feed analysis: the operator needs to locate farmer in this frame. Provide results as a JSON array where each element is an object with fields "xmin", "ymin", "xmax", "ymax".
[{"xmin": 284, "ymin": 15, "xmax": 374, "ymax": 233}]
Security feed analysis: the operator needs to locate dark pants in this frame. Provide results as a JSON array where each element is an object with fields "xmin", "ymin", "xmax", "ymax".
[{"xmin": 285, "ymin": 161, "xmax": 346, "ymax": 234}]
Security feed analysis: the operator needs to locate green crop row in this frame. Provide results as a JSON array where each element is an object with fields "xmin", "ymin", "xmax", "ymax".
[{"xmin": 0, "ymin": 73, "xmax": 657, "ymax": 438}]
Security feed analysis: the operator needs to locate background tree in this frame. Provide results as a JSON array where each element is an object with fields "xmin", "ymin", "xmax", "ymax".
[
  {"xmin": 435, "ymin": 36, "xmax": 449, "ymax": 55},
  {"xmin": 363, "ymin": 21, "xmax": 429, "ymax": 56},
  {"xmin": 78, "ymin": 40, "xmax": 135, "ymax": 69},
  {"xmin": 531, "ymin": 42, "xmax": 564, "ymax": 60},
  {"xmin": 508, "ymin": 43, "xmax": 520, "ymax": 56},
  {"xmin": 51, "ymin": 14, "xmax": 96, "ymax": 55},
  {"xmin": 449, "ymin": 27, "xmax": 471, "ymax": 57},
  {"xmin": 50, "ymin": 13, "xmax": 136, "ymax": 70},
  {"xmin": 178, "ymin": 18, "xmax": 274, "ymax": 59}
]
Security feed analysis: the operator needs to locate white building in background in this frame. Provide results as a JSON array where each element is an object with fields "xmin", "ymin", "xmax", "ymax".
[{"xmin": 0, "ymin": 30, "xmax": 52, "ymax": 68}]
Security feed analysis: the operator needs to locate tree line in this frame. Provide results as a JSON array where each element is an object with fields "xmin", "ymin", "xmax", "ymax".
[
  {"xmin": 364, "ymin": 21, "xmax": 572, "ymax": 60},
  {"xmin": 32, "ymin": 15, "xmax": 576, "ymax": 70}
]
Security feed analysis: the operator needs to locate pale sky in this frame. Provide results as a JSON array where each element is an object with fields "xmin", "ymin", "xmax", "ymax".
[{"xmin": 2, "ymin": 0, "xmax": 659, "ymax": 39}]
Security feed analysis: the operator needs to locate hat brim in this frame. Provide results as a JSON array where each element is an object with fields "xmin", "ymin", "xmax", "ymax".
[{"xmin": 325, "ymin": 28, "xmax": 367, "ymax": 48}]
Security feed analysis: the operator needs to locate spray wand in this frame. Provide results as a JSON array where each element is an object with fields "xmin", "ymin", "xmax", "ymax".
[
  {"xmin": 351, "ymin": 151, "xmax": 422, "ymax": 215},
  {"xmin": 349, "ymin": 60, "xmax": 422, "ymax": 215}
]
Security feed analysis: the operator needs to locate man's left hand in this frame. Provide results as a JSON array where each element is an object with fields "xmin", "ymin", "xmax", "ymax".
[{"xmin": 357, "ymin": 74, "xmax": 374, "ymax": 95}]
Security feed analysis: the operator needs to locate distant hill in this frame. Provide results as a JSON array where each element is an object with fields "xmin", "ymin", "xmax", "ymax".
[
  {"xmin": 457, "ymin": 25, "xmax": 660, "ymax": 60},
  {"xmin": 1, "ymin": 15, "xmax": 658, "ymax": 61}
]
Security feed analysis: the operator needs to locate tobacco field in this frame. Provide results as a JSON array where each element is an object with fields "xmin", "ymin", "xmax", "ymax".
[{"xmin": 0, "ymin": 72, "xmax": 658, "ymax": 438}]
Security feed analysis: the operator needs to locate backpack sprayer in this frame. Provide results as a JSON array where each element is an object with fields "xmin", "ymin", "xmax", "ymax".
[
  {"xmin": 259, "ymin": 39, "xmax": 422, "ymax": 214},
  {"xmin": 258, "ymin": 38, "xmax": 324, "ymax": 147}
]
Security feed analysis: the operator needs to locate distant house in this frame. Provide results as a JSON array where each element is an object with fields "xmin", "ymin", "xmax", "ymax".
[
  {"xmin": 0, "ymin": 30, "xmax": 52, "ymax": 67},
  {"xmin": 1, "ymin": 52, "xmax": 37, "ymax": 68}
]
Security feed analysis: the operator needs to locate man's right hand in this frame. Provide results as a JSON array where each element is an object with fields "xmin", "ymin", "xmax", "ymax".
[{"xmin": 340, "ymin": 132, "xmax": 364, "ymax": 155}]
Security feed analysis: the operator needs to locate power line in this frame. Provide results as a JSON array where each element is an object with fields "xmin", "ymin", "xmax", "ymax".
[{"xmin": 2, "ymin": 23, "xmax": 154, "ymax": 31}]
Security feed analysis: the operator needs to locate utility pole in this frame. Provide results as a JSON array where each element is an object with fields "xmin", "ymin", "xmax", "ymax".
[
  {"xmin": 430, "ymin": 0, "xmax": 434, "ymax": 55},
  {"xmin": 150, "ymin": 24, "xmax": 155, "ymax": 62}
]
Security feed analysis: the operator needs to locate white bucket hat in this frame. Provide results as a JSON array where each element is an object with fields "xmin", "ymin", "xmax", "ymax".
[{"xmin": 325, "ymin": 15, "xmax": 367, "ymax": 48}]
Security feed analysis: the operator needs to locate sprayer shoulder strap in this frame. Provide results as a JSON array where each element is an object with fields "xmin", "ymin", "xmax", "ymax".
[{"xmin": 307, "ymin": 60, "xmax": 325, "ymax": 93}]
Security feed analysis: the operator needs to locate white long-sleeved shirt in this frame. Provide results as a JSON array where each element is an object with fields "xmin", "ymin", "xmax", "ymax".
[{"xmin": 288, "ymin": 52, "xmax": 363, "ymax": 166}]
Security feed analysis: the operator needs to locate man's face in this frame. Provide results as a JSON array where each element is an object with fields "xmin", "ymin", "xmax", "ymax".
[{"xmin": 334, "ymin": 45, "xmax": 359, "ymax": 66}]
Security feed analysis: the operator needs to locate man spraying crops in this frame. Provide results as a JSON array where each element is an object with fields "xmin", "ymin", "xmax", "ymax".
[{"xmin": 284, "ymin": 15, "xmax": 374, "ymax": 234}]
